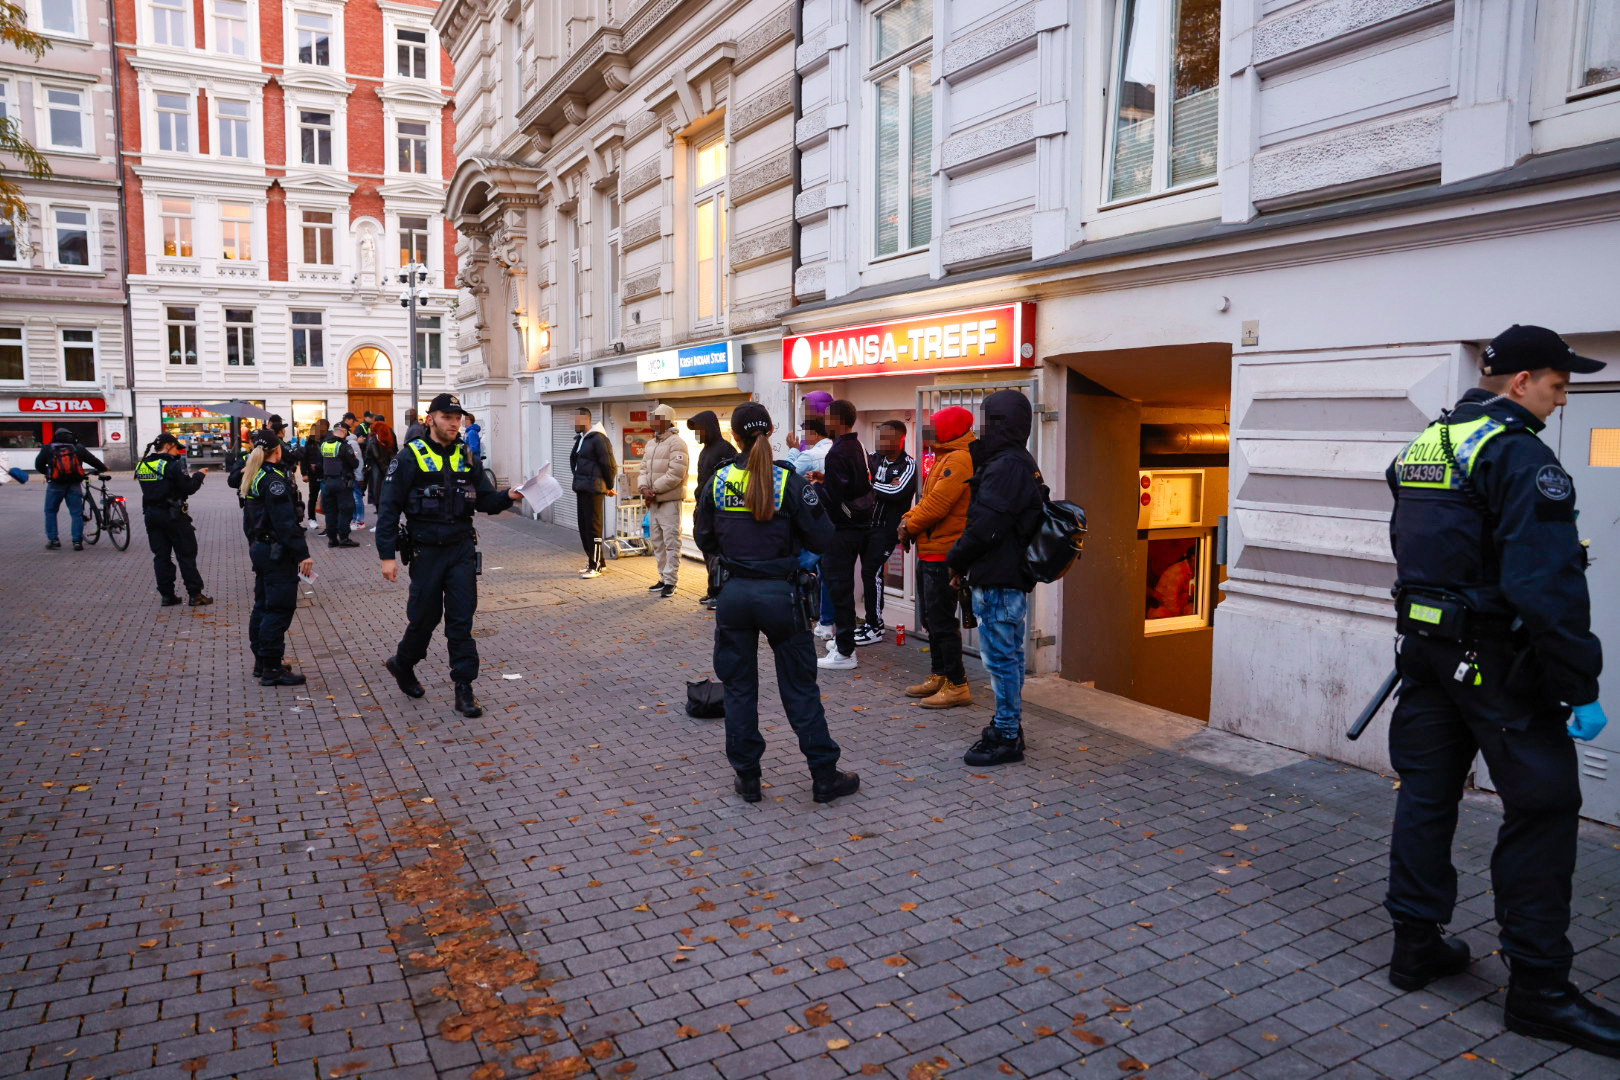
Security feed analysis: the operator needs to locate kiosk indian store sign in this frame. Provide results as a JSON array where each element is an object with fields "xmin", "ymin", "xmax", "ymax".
[{"xmin": 783, "ymin": 303, "xmax": 1035, "ymax": 381}]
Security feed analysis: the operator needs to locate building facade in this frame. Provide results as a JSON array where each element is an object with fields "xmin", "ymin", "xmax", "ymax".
[
  {"xmin": 113, "ymin": 0, "xmax": 461, "ymax": 460},
  {"xmin": 1, "ymin": 0, "xmax": 133, "ymax": 471},
  {"xmin": 435, "ymin": 0, "xmax": 797, "ymax": 513}
]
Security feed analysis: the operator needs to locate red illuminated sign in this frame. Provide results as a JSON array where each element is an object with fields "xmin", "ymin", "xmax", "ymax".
[
  {"xmin": 20, "ymin": 397, "xmax": 106, "ymax": 413},
  {"xmin": 783, "ymin": 303, "xmax": 1035, "ymax": 382}
]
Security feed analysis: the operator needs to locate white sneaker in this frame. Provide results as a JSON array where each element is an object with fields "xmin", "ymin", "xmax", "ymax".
[
  {"xmin": 352, "ymin": 522, "xmax": 367, "ymax": 531},
  {"xmin": 580, "ymin": 568, "xmax": 602, "ymax": 579},
  {"xmin": 817, "ymin": 647, "xmax": 857, "ymax": 670},
  {"xmin": 306, "ymin": 519, "xmax": 318, "ymax": 530},
  {"xmin": 854, "ymin": 624, "xmax": 884, "ymax": 647},
  {"xmin": 813, "ymin": 622, "xmax": 836, "ymax": 640}
]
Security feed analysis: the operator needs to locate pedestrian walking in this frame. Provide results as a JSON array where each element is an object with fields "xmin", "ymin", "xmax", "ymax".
[
  {"xmin": 856, "ymin": 420, "xmax": 917, "ymax": 645},
  {"xmin": 569, "ymin": 407, "xmax": 617, "ymax": 578},
  {"xmin": 899, "ymin": 406, "xmax": 977, "ymax": 709},
  {"xmin": 687, "ymin": 409, "xmax": 736, "ymax": 610},
  {"xmin": 810, "ymin": 399, "xmax": 873, "ymax": 671},
  {"xmin": 693, "ymin": 402, "xmax": 859, "ymax": 805},
  {"xmin": 303, "ymin": 418, "xmax": 328, "ymax": 529},
  {"xmin": 463, "ymin": 414, "xmax": 482, "ymax": 460},
  {"xmin": 640, "ymin": 403, "xmax": 690, "ymax": 598},
  {"xmin": 318, "ymin": 419, "xmax": 360, "ymax": 548},
  {"xmin": 1381, "ymin": 324, "xmax": 1617, "ymax": 1056},
  {"xmin": 376, "ymin": 393, "xmax": 516, "ymax": 718},
  {"xmin": 35, "ymin": 428, "xmax": 106, "ymax": 551},
  {"xmin": 947, "ymin": 390, "xmax": 1042, "ymax": 765},
  {"xmin": 240, "ymin": 429, "xmax": 312, "ymax": 687},
  {"xmin": 134, "ymin": 432, "xmax": 213, "ymax": 607}
]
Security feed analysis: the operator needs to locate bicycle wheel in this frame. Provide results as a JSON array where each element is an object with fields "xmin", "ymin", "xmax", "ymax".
[
  {"xmin": 81, "ymin": 486, "xmax": 101, "ymax": 545},
  {"xmin": 106, "ymin": 498, "xmax": 131, "ymax": 551}
]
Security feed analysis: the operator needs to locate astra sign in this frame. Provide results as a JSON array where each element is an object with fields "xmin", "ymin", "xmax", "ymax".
[
  {"xmin": 783, "ymin": 303, "xmax": 1035, "ymax": 382},
  {"xmin": 20, "ymin": 397, "xmax": 107, "ymax": 413}
]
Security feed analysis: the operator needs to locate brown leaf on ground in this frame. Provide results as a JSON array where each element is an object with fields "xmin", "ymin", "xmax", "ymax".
[
  {"xmin": 1073, "ymin": 1029, "xmax": 1105, "ymax": 1046},
  {"xmin": 827, "ymin": 1038, "xmax": 851, "ymax": 1050},
  {"xmin": 999, "ymin": 1066, "xmax": 1016, "ymax": 1076},
  {"xmin": 885, "ymin": 956, "xmax": 908, "ymax": 966},
  {"xmin": 440, "ymin": 1016, "xmax": 476, "ymax": 1042},
  {"xmin": 906, "ymin": 1057, "xmax": 950, "ymax": 1080},
  {"xmin": 676, "ymin": 1025, "xmax": 700, "ymax": 1038},
  {"xmin": 614, "ymin": 1064, "xmax": 637, "ymax": 1076},
  {"xmin": 180, "ymin": 1059, "xmax": 207, "ymax": 1074},
  {"xmin": 1118, "ymin": 1058, "xmax": 1149, "ymax": 1071},
  {"xmin": 804, "ymin": 1003, "xmax": 833, "ymax": 1028},
  {"xmin": 861, "ymin": 1068, "xmax": 883, "ymax": 1077},
  {"xmin": 539, "ymin": 1057, "xmax": 588, "ymax": 1080},
  {"xmin": 585, "ymin": 1040, "xmax": 614, "ymax": 1059},
  {"xmin": 470, "ymin": 1064, "xmax": 506, "ymax": 1080},
  {"xmin": 1004, "ymin": 956, "xmax": 1024, "ymax": 967},
  {"xmin": 825, "ymin": 957, "xmax": 847, "ymax": 970},
  {"xmin": 1034, "ymin": 1025, "xmax": 1054, "ymax": 1037},
  {"xmin": 900, "ymin": 903, "xmax": 918, "ymax": 911},
  {"xmin": 727, "ymin": 915, "xmax": 751, "ymax": 927}
]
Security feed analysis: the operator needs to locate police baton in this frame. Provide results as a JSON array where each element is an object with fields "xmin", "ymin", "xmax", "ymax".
[{"xmin": 1347, "ymin": 668, "xmax": 1399, "ymax": 741}]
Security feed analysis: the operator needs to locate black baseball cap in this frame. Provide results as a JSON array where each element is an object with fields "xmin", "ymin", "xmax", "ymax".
[
  {"xmin": 427, "ymin": 393, "xmax": 465, "ymax": 415},
  {"xmin": 732, "ymin": 402, "xmax": 772, "ymax": 436},
  {"xmin": 250, "ymin": 428, "xmax": 280, "ymax": 449},
  {"xmin": 1481, "ymin": 325, "xmax": 1606, "ymax": 376}
]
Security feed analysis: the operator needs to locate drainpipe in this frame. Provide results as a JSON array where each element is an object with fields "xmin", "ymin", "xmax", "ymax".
[
  {"xmin": 108, "ymin": 0, "xmax": 138, "ymax": 459},
  {"xmin": 788, "ymin": 0, "xmax": 802, "ymax": 309}
]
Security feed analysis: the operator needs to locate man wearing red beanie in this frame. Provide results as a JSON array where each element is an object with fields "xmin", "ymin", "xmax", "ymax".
[{"xmin": 898, "ymin": 406, "xmax": 977, "ymax": 708}]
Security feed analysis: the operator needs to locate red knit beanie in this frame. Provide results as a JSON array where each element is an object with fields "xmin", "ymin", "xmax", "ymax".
[{"xmin": 932, "ymin": 406, "xmax": 973, "ymax": 444}]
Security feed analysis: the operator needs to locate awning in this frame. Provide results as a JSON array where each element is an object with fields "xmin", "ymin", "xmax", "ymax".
[{"xmin": 198, "ymin": 401, "xmax": 273, "ymax": 420}]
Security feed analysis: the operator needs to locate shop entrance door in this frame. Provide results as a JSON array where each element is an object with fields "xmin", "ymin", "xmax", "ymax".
[{"xmin": 346, "ymin": 347, "xmax": 394, "ymax": 427}]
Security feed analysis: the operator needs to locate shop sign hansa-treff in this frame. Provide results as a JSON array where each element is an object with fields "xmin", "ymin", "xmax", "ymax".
[{"xmin": 782, "ymin": 304, "xmax": 1036, "ymax": 381}]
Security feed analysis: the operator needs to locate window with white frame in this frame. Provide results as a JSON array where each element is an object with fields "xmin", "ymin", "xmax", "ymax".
[
  {"xmin": 151, "ymin": 0, "xmax": 188, "ymax": 45},
  {"xmin": 600, "ymin": 193, "xmax": 620, "ymax": 342},
  {"xmin": 217, "ymin": 99, "xmax": 250, "ymax": 158},
  {"xmin": 61, "ymin": 329, "xmax": 95, "ymax": 383},
  {"xmin": 291, "ymin": 310, "xmax": 324, "ymax": 366},
  {"xmin": 41, "ymin": 0, "xmax": 83, "ymax": 36},
  {"xmin": 300, "ymin": 209, "xmax": 334, "ymax": 264},
  {"xmin": 869, "ymin": 0, "xmax": 931, "ymax": 259},
  {"xmin": 397, "ymin": 27, "xmax": 428, "ymax": 79},
  {"xmin": 295, "ymin": 11, "xmax": 331, "ymax": 66},
  {"xmin": 52, "ymin": 207, "xmax": 90, "ymax": 267},
  {"xmin": 299, "ymin": 110, "xmax": 332, "ymax": 165},
  {"xmin": 1105, "ymin": 0, "xmax": 1219, "ymax": 203},
  {"xmin": 415, "ymin": 315, "xmax": 442, "ymax": 369},
  {"xmin": 225, "ymin": 308, "xmax": 255, "ymax": 366},
  {"xmin": 166, "ymin": 306, "xmax": 198, "ymax": 365},
  {"xmin": 0, "ymin": 215, "xmax": 19, "ymax": 265},
  {"xmin": 0, "ymin": 326, "xmax": 24, "ymax": 381},
  {"xmin": 691, "ymin": 137, "xmax": 726, "ymax": 326},
  {"xmin": 1576, "ymin": 1, "xmax": 1620, "ymax": 92},
  {"xmin": 396, "ymin": 120, "xmax": 429, "ymax": 174},
  {"xmin": 160, "ymin": 198, "xmax": 193, "ymax": 256},
  {"xmin": 155, "ymin": 92, "xmax": 191, "ymax": 153},
  {"xmin": 213, "ymin": 0, "xmax": 248, "ymax": 55},
  {"xmin": 44, "ymin": 86, "xmax": 89, "ymax": 151},
  {"xmin": 398, "ymin": 214, "xmax": 430, "ymax": 267},
  {"xmin": 565, "ymin": 211, "xmax": 580, "ymax": 353},
  {"xmin": 220, "ymin": 202, "xmax": 252, "ymax": 259},
  {"xmin": 0, "ymin": 79, "xmax": 10, "ymax": 124}
]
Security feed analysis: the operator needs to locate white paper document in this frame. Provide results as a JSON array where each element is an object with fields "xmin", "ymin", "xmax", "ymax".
[{"xmin": 513, "ymin": 463, "xmax": 564, "ymax": 515}]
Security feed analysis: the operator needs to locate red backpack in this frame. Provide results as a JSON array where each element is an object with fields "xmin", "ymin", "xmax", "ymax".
[{"xmin": 47, "ymin": 443, "xmax": 86, "ymax": 484}]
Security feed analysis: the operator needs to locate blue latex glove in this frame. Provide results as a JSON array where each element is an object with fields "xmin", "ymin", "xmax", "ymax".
[{"xmin": 1568, "ymin": 701, "xmax": 1609, "ymax": 742}]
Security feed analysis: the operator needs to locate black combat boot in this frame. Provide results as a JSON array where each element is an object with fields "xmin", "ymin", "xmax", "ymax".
[
  {"xmin": 1505, "ymin": 964, "xmax": 1620, "ymax": 1058},
  {"xmin": 1387, "ymin": 920, "xmax": 1471, "ymax": 991},
  {"xmin": 811, "ymin": 770, "xmax": 860, "ymax": 804},
  {"xmin": 734, "ymin": 771, "xmax": 762, "ymax": 803},
  {"xmin": 385, "ymin": 658, "xmax": 425, "ymax": 698},
  {"xmin": 454, "ymin": 682, "xmax": 482, "ymax": 718},
  {"xmin": 160, "ymin": 594, "xmax": 183, "ymax": 607}
]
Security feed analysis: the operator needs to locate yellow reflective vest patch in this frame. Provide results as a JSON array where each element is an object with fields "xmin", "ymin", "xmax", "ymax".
[
  {"xmin": 712, "ymin": 463, "xmax": 788, "ymax": 512},
  {"xmin": 1393, "ymin": 416, "xmax": 1511, "ymax": 491}
]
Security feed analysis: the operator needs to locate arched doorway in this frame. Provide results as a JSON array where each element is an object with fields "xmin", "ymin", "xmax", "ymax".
[{"xmin": 346, "ymin": 347, "xmax": 394, "ymax": 426}]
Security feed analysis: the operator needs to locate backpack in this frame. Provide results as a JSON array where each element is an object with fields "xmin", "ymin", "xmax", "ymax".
[
  {"xmin": 47, "ymin": 443, "xmax": 85, "ymax": 484},
  {"xmin": 1024, "ymin": 485, "xmax": 1087, "ymax": 584}
]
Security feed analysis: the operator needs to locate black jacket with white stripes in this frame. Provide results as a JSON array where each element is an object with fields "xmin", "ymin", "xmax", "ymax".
[{"xmin": 867, "ymin": 450, "xmax": 918, "ymax": 534}]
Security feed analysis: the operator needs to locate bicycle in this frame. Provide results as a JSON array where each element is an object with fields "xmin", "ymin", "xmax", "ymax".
[{"xmin": 79, "ymin": 473, "xmax": 132, "ymax": 551}]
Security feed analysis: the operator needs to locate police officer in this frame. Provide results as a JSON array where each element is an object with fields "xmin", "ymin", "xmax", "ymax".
[
  {"xmin": 1383, "ymin": 324, "xmax": 1614, "ymax": 1056},
  {"xmin": 135, "ymin": 432, "xmax": 212, "ymax": 607},
  {"xmin": 241, "ymin": 429, "xmax": 313, "ymax": 687},
  {"xmin": 375, "ymin": 393, "xmax": 515, "ymax": 718},
  {"xmin": 693, "ymin": 403, "xmax": 860, "ymax": 805},
  {"xmin": 319, "ymin": 419, "xmax": 360, "ymax": 547}
]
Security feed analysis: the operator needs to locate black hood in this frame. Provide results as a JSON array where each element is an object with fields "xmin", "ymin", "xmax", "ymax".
[
  {"xmin": 686, "ymin": 409, "xmax": 722, "ymax": 444},
  {"xmin": 980, "ymin": 389, "xmax": 1032, "ymax": 457},
  {"xmin": 51, "ymin": 429, "xmax": 78, "ymax": 444}
]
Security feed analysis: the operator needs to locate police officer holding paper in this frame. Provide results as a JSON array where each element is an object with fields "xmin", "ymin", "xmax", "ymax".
[
  {"xmin": 693, "ymin": 403, "xmax": 860, "ymax": 805},
  {"xmin": 375, "ymin": 393, "xmax": 515, "ymax": 718},
  {"xmin": 240, "ymin": 428, "xmax": 313, "ymax": 687},
  {"xmin": 1383, "ymin": 325, "xmax": 1614, "ymax": 1056}
]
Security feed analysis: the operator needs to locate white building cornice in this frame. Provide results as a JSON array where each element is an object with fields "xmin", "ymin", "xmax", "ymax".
[
  {"xmin": 279, "ymin": 69, "xmax": 353, "ymax": 95},
  {"xmin": 126, "ymin": 54, "xmax": 273, "ymax": 86}
]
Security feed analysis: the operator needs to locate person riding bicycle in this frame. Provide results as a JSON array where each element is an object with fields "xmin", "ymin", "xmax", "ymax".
[
  {"xmin": 35, "ymin": 428, "xmax": 107, "ymax": 551},
  {"xmin": 136, "ymin": 432, "xmax": 213, "ymax": 607}
]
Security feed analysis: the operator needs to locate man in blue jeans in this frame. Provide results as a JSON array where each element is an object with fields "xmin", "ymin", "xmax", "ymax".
[
  {"xmin": 36, "ymin": 428, "xmax": 107, "ymax": 551},
  {"xmin": 946, "ymin": 390, "xmax": 1041, "ymax": 766}
]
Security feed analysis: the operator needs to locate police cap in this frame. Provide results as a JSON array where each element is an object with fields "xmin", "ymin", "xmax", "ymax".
[
  {"xmin": 732, "ymin": 402, "xmax": 772, "ymax": 437},
  {"xmin": 426, "ymin": 393, "xmax": 466, "ymax": 416},
  {"xmin": 1482, "ymin": 325, "xmax": 1606, "ymax": 376},
  {"xmin": 250, "ymin": 428, "xmax": 280, "ymax": 449}
]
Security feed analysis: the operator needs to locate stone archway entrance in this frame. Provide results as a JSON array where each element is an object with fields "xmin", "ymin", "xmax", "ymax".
[{"xmin": 347, "ymin": 347, "xmax": 394, "ymax": 426}]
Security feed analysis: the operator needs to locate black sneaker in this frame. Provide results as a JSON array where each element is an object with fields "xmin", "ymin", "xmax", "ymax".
[
  {"xmin": 647, "ymin": 581, "xmax": 667, "ymax": 593},
  {"xmin": 659, "ymin": 583, "xmax": 676, "ymax": 599},
  {"xmin": 72, "ymin": 540, "xmax": 84, "ymax": 551},
  {"xmin": 734, "ymin": 772, "xmax": 762, "ymax": 803},
  {"xmin": 385, "ymin": 657, "xmax": 425, "ymax": 699},
  {"xmin": 160, "ymin": 594, "xmax": 183, "ymax": 607},
  {"xmin": 812, "ymin": 770, "xmax": 860, "ymax": 804},
  {"xmin": 454, "ymin": 681, "xmax": 483, "ymax": 718},
  {"xmin": 963, "ymin": 726, "xmax": 1025, "ymax": 767},
  {"xmin": 45, "ymin": 539, "xmax": 60, "ymax": 550},
  {"xmin": 336, "ymin": 539, "xmax": 360, "ymax": 548},
  {"xmin": 260, "ymin": 669, "xmax": 307, "ymax": 687},
  {"xmin": 188, "ymin": 593, "xmax": 214, "ymax": 606}
]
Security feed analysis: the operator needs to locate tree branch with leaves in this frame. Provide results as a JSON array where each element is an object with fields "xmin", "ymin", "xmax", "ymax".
[{"xmin": 0, "ymin": 0, "xmax": 55, "ymax": 222}]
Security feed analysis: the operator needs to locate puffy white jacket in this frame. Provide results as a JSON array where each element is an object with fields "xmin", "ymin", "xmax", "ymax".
[{"xmin": 640, "ymin": 428, "xmax": 690, "ymax": 503}]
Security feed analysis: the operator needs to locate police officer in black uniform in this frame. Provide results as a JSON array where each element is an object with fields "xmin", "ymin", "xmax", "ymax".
[
  {"xmin": 135, "ymin": 432, "xmax": 213, "ymax": 607},
  {"xmin": 1383, "ymin": 325, "xmax": 1614, "ymax": 1056},
  {"xmin": 375, "ymin": 393, "xmax": 515, "ymax": 718},
  {"xmin": 241, "ymin": 429, "xmax": 313, "ymax": 686},
  {"xmin": 693, "ymin": 403, "xmax": 860, "ymax": 805},
  {"xmin": 319, "ymin": 419, "xmax": 360, "ymax": 547}
]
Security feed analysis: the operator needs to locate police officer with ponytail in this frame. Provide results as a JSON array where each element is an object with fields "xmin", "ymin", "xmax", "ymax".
[
  {"xmin": 1382, "ymin": 325, "xmax": 1615, "ymax": 1056},
  {"xmin": 241, "ymin": 429, "xmax": 313, "ymax": 686},
  {"xmin": 693, "ymin": 402, "xmax": 860, "ymax": 805}
]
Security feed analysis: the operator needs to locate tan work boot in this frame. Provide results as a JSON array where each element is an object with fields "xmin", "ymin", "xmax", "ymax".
[
  {"xmin": 906, "ymin": 673, "xmax": 947, "ymax": 699},
  {"xmin": 921, "ymin": 681, "xmax": 973, "ymax": 709}
]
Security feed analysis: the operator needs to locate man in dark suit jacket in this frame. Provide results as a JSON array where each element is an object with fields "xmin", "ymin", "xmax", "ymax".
[{"xmin": 569, "ymin": 407, "xmax": 617, "ymax": 577}]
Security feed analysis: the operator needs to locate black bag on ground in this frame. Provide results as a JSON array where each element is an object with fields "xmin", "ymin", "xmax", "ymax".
[
  {"xmin": 1024, "ymin": 486, "xmax": 1087, "ymax": 584},
  {"xmin": 686, "ymin": 679, "xmax": 725, "ymax": 719}
]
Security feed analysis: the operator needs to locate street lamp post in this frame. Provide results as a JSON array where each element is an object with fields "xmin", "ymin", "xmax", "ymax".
[{"xmin": 399, "ymin": 263, "xmax": 431, "ymax": 420}]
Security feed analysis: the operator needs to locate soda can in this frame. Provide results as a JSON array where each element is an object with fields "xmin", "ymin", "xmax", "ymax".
[{"xmin": 895, "ymin": 624, "xmax": 905, "ymax": 646}]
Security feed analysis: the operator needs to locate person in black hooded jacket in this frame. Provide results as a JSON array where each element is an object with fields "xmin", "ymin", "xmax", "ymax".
[
  {"xmin": 947, "ymin": 389, "xmax": 1042, "ymax": 766},
  {"xmin": 687, "ymin": 410, "xmax": 736, "ymax": 608}
]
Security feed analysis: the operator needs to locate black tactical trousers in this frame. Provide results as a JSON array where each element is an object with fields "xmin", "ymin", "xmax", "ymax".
[
  {"xmin": 248, "ymin": 543, "xmax": 299, "ymax": 665},
  {"xmin": 576, "ymin": 492, "xmax": 605, "ymax": 569},
  {"xmin": 321, "ymin": 480, "xmax": 353, "ymax": 542},
  {"xmin": 1385, "ymin": 633, "xmax": 1581, "ymax": 978},
  {"xmin": 917, "ymin": 561, "xmax": 966, "ymax": 684},
  {"xmin": 395, "ymin": 538, "xmax": 479, "ymax": 683},
  {"xmin": 713, "ymin": 576, "xmax": 841, "ymax": 778},
  {"xmin": 144, "ymin": 511, "xmax": 204, "ymax": 598}
]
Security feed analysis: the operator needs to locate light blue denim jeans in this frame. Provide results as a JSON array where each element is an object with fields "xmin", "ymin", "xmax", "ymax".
[
  {"xmin": 44, "ymin": 482, "xmax": 84, "ymax": 543},
  {"xmin": 973, "ymin": 586, "xmax": 1028, "ymax": 735}
]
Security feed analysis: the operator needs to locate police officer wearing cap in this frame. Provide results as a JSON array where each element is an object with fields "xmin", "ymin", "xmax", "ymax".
[
  {"xmin": 135, "ymin": 432, "xmax": 212, "ymax": 607},
  {"xmin": 693, "ymin": 403, "xmax": 860, "ymax": 805},
  {"xmin": 1383, "ymin": 324, "xmax": 1613, "ymax": 1055},
  {"xmin": 375, "ymin": 393, "xmax": 515, "ymax": 718},
  {"xmin": 241, "ymin": 428, "xmax": 313, "ymax": 686}
]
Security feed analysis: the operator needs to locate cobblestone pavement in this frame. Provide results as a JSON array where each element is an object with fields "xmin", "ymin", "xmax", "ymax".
[{"xmin": 1, "ymin": 476, "xmax": 1618, "ymax": 1080}]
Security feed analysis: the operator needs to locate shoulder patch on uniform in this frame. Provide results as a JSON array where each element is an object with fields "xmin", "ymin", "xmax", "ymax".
[
  {"xmin": 1536, "ymin": 464, "xmax": 1572, "ymax": 501},
  {"xmin": 386, "ymin": 457, "xmax": 401, "ymax": 479},
  {"xmin": 268, "ymin": 480, "xmax": 286, "ymax": 496},
  {"xmin": 801, "ymin": 485, "xmax": 819, "ymax": 507}
]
